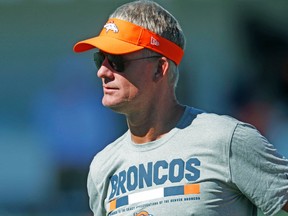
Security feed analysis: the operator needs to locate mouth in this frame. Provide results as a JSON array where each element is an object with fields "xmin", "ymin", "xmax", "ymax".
[{"xmin": 103, "ymin": 85, "xmax": 119, "ymax": 93}]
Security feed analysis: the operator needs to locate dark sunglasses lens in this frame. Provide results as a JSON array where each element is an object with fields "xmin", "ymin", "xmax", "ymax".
[
  {"xmin": 107, "ymin": 55, "xmax": 125, "ymax": 72},
  {"xmin": 94, "ymin": 52, "xmax": 105, "ymax": 69},
  {"xmin": 94, "ymin": 52, "xmax": 125, "ymax": 72}
]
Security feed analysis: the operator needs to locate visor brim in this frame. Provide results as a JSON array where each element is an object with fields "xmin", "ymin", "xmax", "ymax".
[{"xmin": 73, "ymin": 36, "xmax": 144, "ymax": 55}]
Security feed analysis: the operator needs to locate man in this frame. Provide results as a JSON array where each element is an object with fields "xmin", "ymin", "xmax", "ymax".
[{"xmin": 73, "ymin": 1, "xmax": 288, "ymax": 215}]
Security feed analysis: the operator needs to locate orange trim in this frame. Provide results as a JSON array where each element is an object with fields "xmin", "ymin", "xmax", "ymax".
[
  {"xmin": 184, "ymin": 184, "xmax": 200, "ymax": 194},
  {"xmin": 74, "ymin": 18, "xmax": 184, "ymax": 65},
  {"xmin": 109, "ymin": 199, "xmax": 117, "ymax": 211}
]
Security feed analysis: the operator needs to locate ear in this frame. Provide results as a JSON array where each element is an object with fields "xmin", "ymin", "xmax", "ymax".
[{"xmin": 153, "ymin": 57, "xmax": 169, "ymax": 81}]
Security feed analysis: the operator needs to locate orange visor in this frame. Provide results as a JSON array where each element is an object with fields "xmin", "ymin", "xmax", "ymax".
[{"xmin": 73, "ymin": 18, "xmax": 184, "ymax": 65}]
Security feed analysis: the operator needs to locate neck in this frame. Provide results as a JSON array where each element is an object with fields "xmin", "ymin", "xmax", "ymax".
[{"xmin": 126, "ymin": 100, "xmax": 185, "ymax": 144}]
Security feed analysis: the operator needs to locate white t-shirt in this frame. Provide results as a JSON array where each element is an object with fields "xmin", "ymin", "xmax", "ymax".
[{"xmin": 87, "ymin": 106, "xmax": 288, "ymax": 216}]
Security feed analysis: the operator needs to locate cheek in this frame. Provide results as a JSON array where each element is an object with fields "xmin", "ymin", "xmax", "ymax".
[
  {"xmin": 120, "ymin": 69, "xmax": 154, "ymax": 100},
  {"xmin": 125, "ymin": 83, "xmax": 140, "ymax": 100}
]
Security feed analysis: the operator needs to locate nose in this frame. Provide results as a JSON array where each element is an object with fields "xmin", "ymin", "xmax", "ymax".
[{"xmin": 97, "ymin": 59, "xmax": 115, "ymax": 81}]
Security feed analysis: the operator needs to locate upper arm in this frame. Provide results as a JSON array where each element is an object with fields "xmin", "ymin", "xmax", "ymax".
[{"xmin": 230, "ymin": 123, "xmax": 288, "ymax": 215}]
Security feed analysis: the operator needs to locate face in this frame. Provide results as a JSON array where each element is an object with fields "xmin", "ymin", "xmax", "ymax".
[{"xmin": 96, "ymin": 50, "xmax": 160, "ymax": 114}]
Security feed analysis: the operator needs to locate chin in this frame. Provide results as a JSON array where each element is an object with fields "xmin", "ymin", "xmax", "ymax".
[{"xmin": 102, "ymin": 100, "xmax": 127, "ymax": 114}]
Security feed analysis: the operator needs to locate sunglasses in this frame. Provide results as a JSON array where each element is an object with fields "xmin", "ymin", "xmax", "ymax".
[{"xmin": 94, "ymin": 51, "xmax": 161, "ymax": 72}]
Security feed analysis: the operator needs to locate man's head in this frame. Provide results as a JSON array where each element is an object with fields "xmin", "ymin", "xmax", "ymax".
[{"xmin": 74, "ymin": 1, "xmax": 185, "ymax": 111}]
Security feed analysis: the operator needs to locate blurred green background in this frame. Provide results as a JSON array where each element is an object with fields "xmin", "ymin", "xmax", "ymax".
[{"xmin": 1, "ymin": 0, "xmax": 288, "ymax": 215}]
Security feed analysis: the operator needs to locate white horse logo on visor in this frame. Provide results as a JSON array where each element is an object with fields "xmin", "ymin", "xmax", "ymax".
[{"xmin": 104, "ymin": 22, "xmax": 119, "ymax": 33}]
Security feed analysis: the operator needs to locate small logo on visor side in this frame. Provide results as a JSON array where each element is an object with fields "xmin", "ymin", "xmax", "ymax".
[
  {"xmin": 150, "ymin": 36, "xmax": 160, "ymax": 46},
  {"xmin": 104, "ymin": 21, "xmax": 119, "ymax": 33}
]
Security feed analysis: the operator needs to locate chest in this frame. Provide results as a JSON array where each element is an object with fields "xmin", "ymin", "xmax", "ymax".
[{"xmin": 102, "ymin": 143, "xmax": 252, "ymax": 215}]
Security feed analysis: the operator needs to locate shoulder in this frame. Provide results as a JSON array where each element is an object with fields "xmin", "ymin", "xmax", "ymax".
[
  {"xmin": 200, "ymin": 112, "xmax": 268, "ymax": 150},
  {"xmin": 185, "ymin": 106, "xmax": 239, "ymax": 126},
  {"xmin": 89, "ymin": 131, "xmax": 128, "ymax": 177},
  {"xmin": 186, "ymin": 107, "xmax": 241, "ymax": 137},
  {"xmin": 195, "ymin": 110, "xmax": 267, "ymax": 148},
  {"xmin": 231, "ymin": 121, "xmax": 273, "ymax": 155},
  {"xmin": 200, "ymin": 112, "xmax": 239, "ymax": 126},
  {"xmin": 177, "ymin": 107, "xmax": 245, "ymax": 153}
]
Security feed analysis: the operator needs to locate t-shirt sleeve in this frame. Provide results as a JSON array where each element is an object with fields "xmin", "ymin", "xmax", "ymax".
[
  {"xmin": 230, "ymin": 122, "xmax": 288, "ymax": 216},
  {"xmin": 87, "ymin": 170, "xmax": 106, "ymax": 216}
]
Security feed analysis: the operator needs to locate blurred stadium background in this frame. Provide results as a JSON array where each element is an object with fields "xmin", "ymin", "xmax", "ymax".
[{"xmin": 0, "ymin": 0, "xmax": 288, "ymax": 215}]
